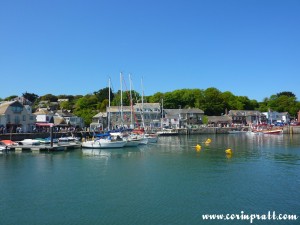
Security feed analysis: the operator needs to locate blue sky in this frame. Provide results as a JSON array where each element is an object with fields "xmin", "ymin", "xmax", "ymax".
[{"xmin": 1, "ymin": 0, "xmax": 299, "ymax": 102}]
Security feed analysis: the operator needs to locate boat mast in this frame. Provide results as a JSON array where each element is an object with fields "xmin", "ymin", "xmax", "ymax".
[
  {"xmin": 161, "ymin": 98, "xmax": 164, "ymax": 129},
  {"xmin": 120, "ymin": 72, "xmax": 124, "ymax": 128},
  {"xmin": 141, "ymin": 77, "xmax": 145, "ymax": 128},
  {"xmin": 129, "ymin": 74, "xmax": 134, "ymax": 129},
  {"xmin": 108, "ymin": 77, "xmax": 111, "ymax": 131}
]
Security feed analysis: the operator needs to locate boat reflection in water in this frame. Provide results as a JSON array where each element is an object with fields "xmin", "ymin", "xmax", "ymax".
[
  {"xmin": 82, "ymin": 148, "xmax": 111, "ymax": 158},
  {"xmin": 81, "ymin": 146, "xmax": 143, "ymax": 159}
]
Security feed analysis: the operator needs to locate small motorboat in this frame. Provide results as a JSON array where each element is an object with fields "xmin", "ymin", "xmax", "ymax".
[
  {"xmin": 0, "ymin": 140, "xmax": 18, "ymax": 146},
  {"xmin": 19, "ymin": 139, "xmax": 41, "ymax": 145}
]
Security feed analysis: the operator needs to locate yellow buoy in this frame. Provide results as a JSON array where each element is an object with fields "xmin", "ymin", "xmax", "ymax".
[
  {"xmin": 195, "ymin": 144, "xmax": 201, "ymax": 152},
  {"xmin": 205, "ymin": 138, "xmax": 211, "ymax": 144},
  {"xmin": 225, "ymin": 148, "xmax": 232, "ymax": 154}
]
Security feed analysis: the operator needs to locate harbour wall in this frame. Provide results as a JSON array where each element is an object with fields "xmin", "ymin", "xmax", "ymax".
[
  {"xmin": 179, "ymin": 126, "xmax": 300, "ymax": 134},
  {"xmin": 1, "ymin": 126, "xmax": 300, "ymax": 141},
  {"xmin": 283, "ymin": 126, "xmax": 300, "ymax": 134}
]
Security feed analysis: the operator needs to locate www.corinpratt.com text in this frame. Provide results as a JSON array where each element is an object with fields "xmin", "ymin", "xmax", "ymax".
[{"xmin": 202, "ymin": 211, "xmax": 299, "ymax": 224}]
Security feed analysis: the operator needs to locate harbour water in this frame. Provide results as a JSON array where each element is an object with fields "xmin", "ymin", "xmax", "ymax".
[{"xmin": 0, "ymin": 134, "xmax": 299, "ymax": 225}]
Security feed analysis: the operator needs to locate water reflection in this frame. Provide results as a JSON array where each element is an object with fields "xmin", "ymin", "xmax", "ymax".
[{"xmin": 81, "ymin": 147, "xmax": 144, "ymax": 159}]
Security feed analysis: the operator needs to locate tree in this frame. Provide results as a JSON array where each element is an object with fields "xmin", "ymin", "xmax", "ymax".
[
  {"xmin": 277, "ymin": 91, "xmax": 295, "ymax": 98},
  {"xmin": 100, "ymin": 99, "xmax": 109, "ymax": 111},
  {"xmin": 94, "ymin": 87, "xmax": 114, "ymax": 103},
  {"xmin": 148, "ymin": 92, "xmax": 164, "ymax": 103},
  {"xmin": 74, "ymin": 108, "xmax": 95, "ymax": 125},
  {"xmin": 4, "ymin": 95, "xmax": 18, "ymax": 101},
  {"xmin": 200, "ymin": 88, "xmax": 225, "ymax": 116},
  {"xmin": 22, "ymin": 92, "xmax": 39, "ymax": 103},
  {"xmin": 40, "ymin": 94, "xmax": 58, "ymax": 102},
  {"xmin": 60, "ymin": 101, "xmax": 73, "ymax": 110},
  {"xmin": 163, "ymin": 91, "xmax": 179, "ymax": 108},
  {"xmin": 263, "ymin": 93, "xmax": 298, "ymax": 116},
  {"xmin": 111, "ymin": 90, "xmax": 141, "ymax": 106},
  {"xmin": 75, "ymin": 95, "xmax": 99, "ymax": 110},
  {"xmin": 74, "ymin": 95, "xmax": 99, "ymax": 125}
]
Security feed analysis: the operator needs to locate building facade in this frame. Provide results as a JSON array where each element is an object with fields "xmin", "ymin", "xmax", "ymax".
[
  {"xmin": 163, "ymin": 108, "xmax": 204, "ymax": 128},
  {"xmin": 0, "ymin": 101, "xmax": 36, "ymax": 133},
  {"xmin": 54, "ymin": 109, "xmax": 85, "ymax": 128},
  {"xmin": 228, "ymin": 110, "xmax": 267, "ymax": 125},
  {"xmin": 106, "ymin": 103, "xmax": 161, "ymax": 130}
]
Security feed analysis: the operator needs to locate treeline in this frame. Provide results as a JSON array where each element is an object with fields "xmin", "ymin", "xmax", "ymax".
[{"xmin": 1, "ymin": 88, "xmax": 299, "ymax": 125}]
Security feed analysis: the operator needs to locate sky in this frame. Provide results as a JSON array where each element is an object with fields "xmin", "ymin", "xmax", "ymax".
[{"xmin": 0, "ymin": 0, "xmax": 299, "ymax": 102}]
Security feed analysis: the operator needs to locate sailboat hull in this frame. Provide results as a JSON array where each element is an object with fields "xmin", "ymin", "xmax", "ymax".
[{"xmin": 81, "ymin": 140, "xmax": 127, "ymax": 149}]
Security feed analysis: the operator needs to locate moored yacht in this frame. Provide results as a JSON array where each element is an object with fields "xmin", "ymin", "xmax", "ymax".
[{"xmin": 81, "ymin": 133, "xmax": 127, "ymax": 149}]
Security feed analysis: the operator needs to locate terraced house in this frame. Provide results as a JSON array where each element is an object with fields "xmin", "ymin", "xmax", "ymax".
[
  {"xmin": 106, "ymin": 103, "xmax": 161, "ymax": 129},
  {"xmin": 0, "ymin": 100, "xmax": 36, "ymax": 133}
]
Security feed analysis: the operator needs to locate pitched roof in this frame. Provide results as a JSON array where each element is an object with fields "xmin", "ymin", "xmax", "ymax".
[
  {"xmin": 207, "ymin": 115, "xmax": 232, "ymax": 123},
  {"xmin": 93, "ymin": 112, "xmax": 107, "ymax": 118},
  {"xmin": 164, "ymin": 108, "xmax": 204, "ymax": 115},
  {"xmin": 55, "ymin": 109, "xmax": 74, "ymax": 117},
  {"xmin": 228, "ymin": 110, "xmax": 262, "ymax": 116},
  {"xmin": 107, "ymin": 106, "xmax": 131, "ymax": 113},
  {"xmin": 54, "ymin": 117, "xmax": 68, "ymax": 125},
  {"xmin": 33, "ymin": 108, "xmax": 53, "ymax": 115},
  {"xmin": 0, "ymin": 101, "xmax": 23, "ymax": 114},
  {"xmin": 0, "ymin": 101, "xmax": 11, "ymax": 114},
  {"xmin": 135, "ymin": 103, "xmax": 160, "ymax": 108}
]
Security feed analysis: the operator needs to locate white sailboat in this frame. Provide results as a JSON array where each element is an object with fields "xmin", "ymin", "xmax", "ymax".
[
  {"xmin": 81, "ymin": 77, "xmax": 127, "ymax": 149},
  {"xmin": 81, "ymin": 135, "xmax": 127, "ymax": 149}
]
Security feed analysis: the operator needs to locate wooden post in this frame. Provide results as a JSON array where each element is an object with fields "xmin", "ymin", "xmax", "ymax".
[{"xmin": 50, "ymin": 125, "xmax": 54, "ymax": 147}]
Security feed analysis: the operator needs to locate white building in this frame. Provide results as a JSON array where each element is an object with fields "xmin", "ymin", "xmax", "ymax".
[
  {"xmin": 0, "ymin": 101, "xmax": 36, "ymax": 133},
  {"xmin": 263, "ymin": 111, "xmax": 290, "ymax": 124},
  {"xmin": 55, "ymin": 109, "xmax": 85, "ymax": 128}
]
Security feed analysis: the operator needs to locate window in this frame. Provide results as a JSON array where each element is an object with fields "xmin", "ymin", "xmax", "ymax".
[
  {"xmin": 11, "ymin": 106, "xmax": 23, "ymax": 113},
  {"xmin": 15, "ymin": 116, "xmax": 20, "ymax": 124},
  {"xmin": 23, "ymin": 115, "xmax": 26, "ymax": 121}
]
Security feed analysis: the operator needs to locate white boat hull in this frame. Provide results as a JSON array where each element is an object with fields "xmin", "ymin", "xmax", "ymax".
[
  {"xmin": 81, "ymin": 140, "xmax": 127, "ymax": 149},
  {"xmin": 157, "ymin": 129, "xmax": 178, "ymax": 136},
  {"xmin": 19, "ymin": 139, "xmax": 40, "ymax": 145},
  {"xmin": 139, "ymin": 138, "xmax": 148, "ymax": 145}
]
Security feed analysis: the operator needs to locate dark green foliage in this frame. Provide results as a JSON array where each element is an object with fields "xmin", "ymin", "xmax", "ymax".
[
  {"xmin": 40, "ymin": 94, "xmax": 58, "ymax": 102},
  {"xmin": 22, "ymin": 92, "xmax": 39, "ymax": 103},
  {"xmin": 277, "ymin": 91, "xmax": 295, "ymax": 98},
  {"xmin": 94, "ymin": 87, "xmax": 114, "ymax": 103},
  {"xmin": 4, "ymin": 95, "xmax": 18, "ymax": 101}
]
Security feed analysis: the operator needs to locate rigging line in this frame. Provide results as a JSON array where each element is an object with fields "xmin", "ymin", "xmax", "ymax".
[{"xmin": 122, "ymin": 74, "xmax": 140, "ymax": 128}]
